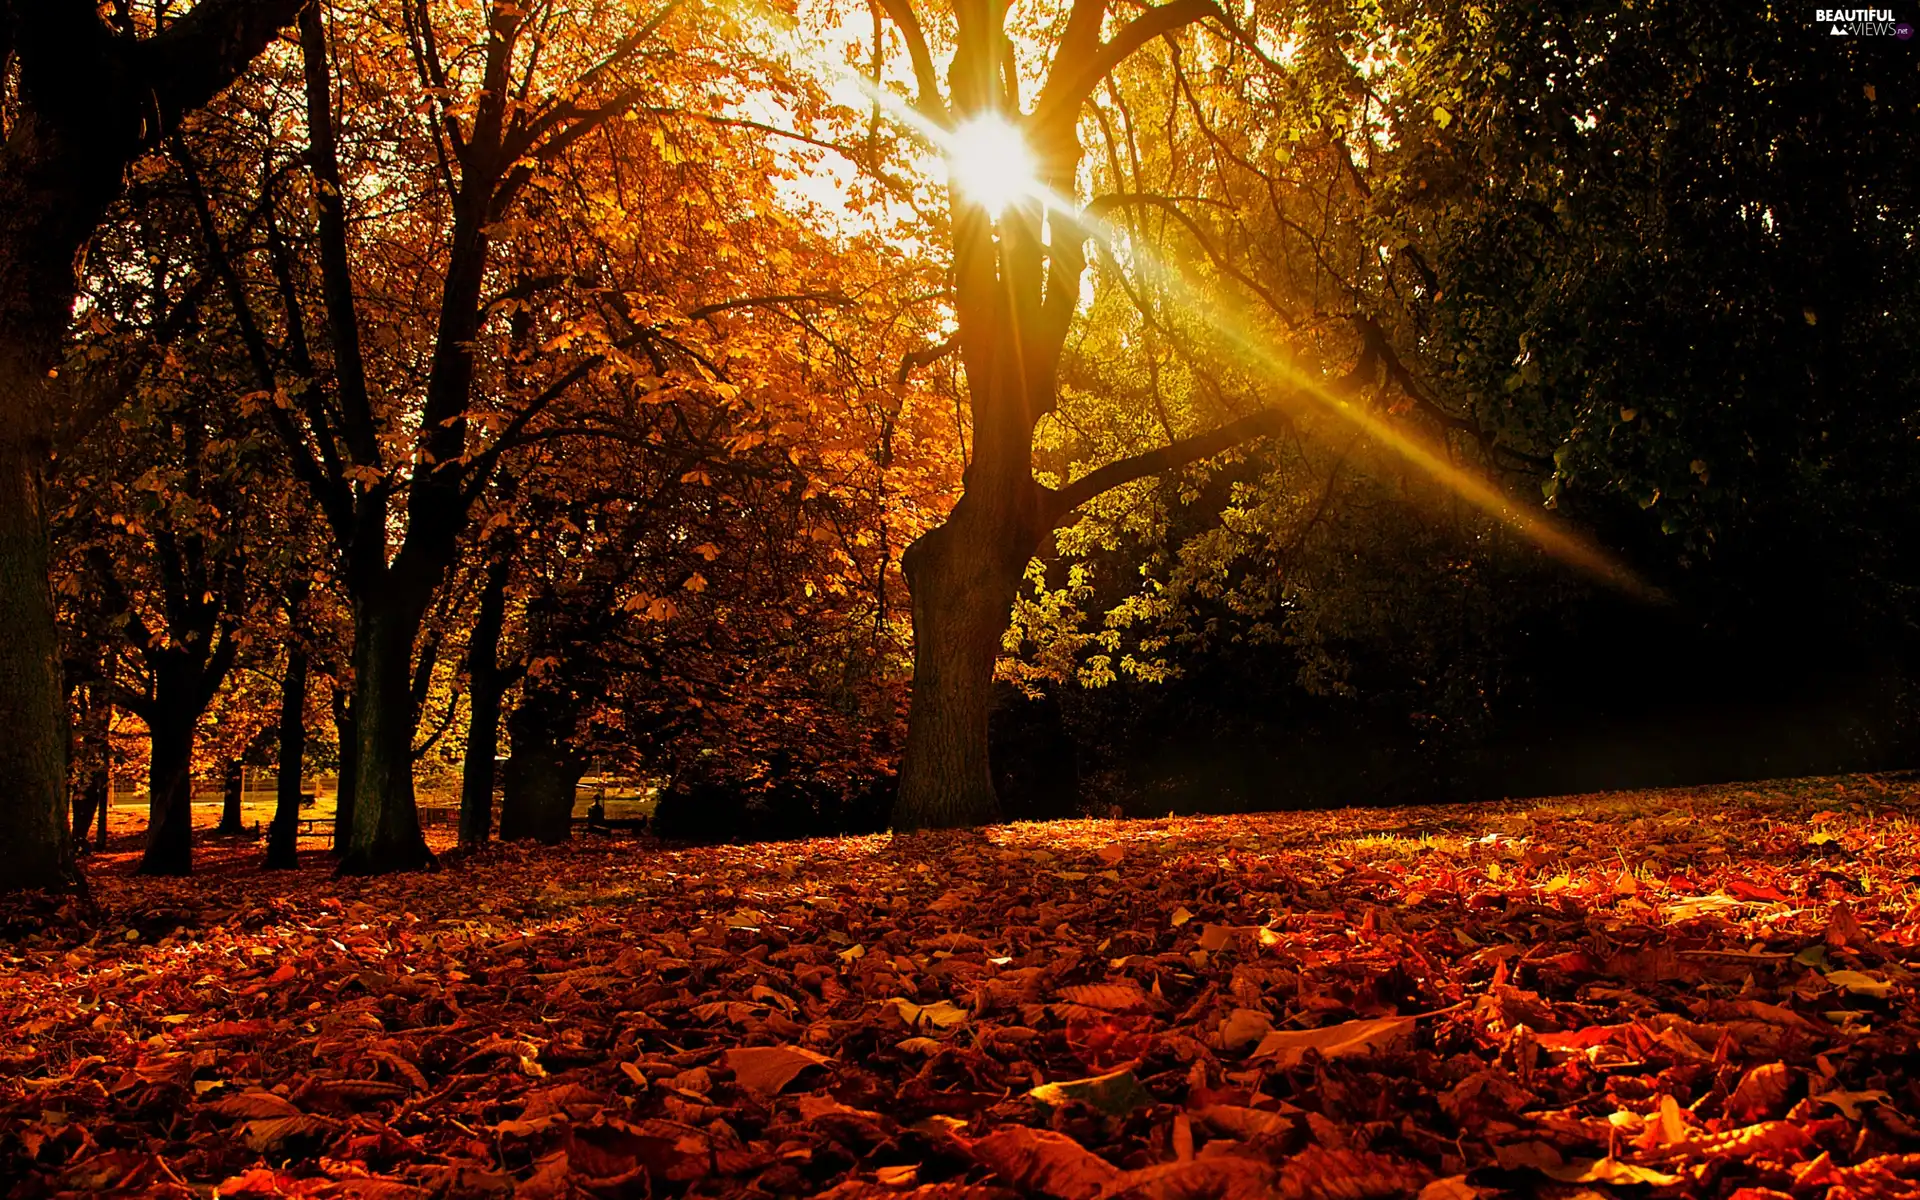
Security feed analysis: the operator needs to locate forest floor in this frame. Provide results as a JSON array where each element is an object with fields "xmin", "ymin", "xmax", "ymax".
[{"xmin": 4, "ymin": 773, "xmax": 1919, "ymax": 1200}]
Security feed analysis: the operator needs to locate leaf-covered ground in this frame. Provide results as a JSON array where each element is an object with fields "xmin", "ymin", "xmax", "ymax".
[{"xmin": 5, "ymin": 774, "xmax": 1920, "ymax": 1200}]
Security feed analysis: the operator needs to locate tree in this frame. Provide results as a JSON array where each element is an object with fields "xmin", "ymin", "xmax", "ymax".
[
  {"xmin": 190, "ymin": 0, "xmax": 839, "ymax": 872},
  {"xmin": 863, "ymin": 0, "xmax": 1319, "ymax": 828},
  {"xmin": 56, "ymin": 350, "xmax": 274, "ymax": 875},
  {"xmin": 0, "ymin": 0, "xmax": 306, "ymax": 891}
]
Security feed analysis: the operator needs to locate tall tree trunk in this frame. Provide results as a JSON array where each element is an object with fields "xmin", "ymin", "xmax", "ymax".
[
  {"xmin": 459, "ymin": 553, "xmax": 511, "ymax": 848},
  {"xmin": 216, "ymin": 760, "xmax": 247, "ymax": 835},
  {"xmin": 499, "ymin": 699, "xmax": 580, "ymax": 845},
  {"xmin": 70, "ymin": 679, "xmax": 111, "ymax": 853},
  {"xmin": 339, "ymin": 592, "xmax": 434, "ymax": 874},
  {"xmin": 96, "ymin": 767, "xmax": 110, "ymax": 849},
  {"xmin": 331, "ymin": 686, "xmax": 356, "ymax": 853},
  {"xmin": 267, "ymin": 647, "xmax": 308, "ymax": 869},
  {"xmin": 894, "ymin": 492, "xmax": 1041, "ymax": 829},
  {"xmin": 0, "ymin": 0, "xmax": 306, "ymax": 896},
  {"xmin": 0, "ymin": 390, "xmax": 76, "ymax": 890},
  {"xmin": 140, "ymin": 704, "xmax": 197, "ymax": 876}
]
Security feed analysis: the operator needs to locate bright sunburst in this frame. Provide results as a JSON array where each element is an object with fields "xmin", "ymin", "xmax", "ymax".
[{"xmin": 945, "ymin": 116, "xmax": 1039, "ymax": 216}]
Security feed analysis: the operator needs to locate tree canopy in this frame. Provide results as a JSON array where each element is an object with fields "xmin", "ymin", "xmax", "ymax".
[{"xmin": 0, "ymin": 0, "xmax": 1914, "ymax": 887}]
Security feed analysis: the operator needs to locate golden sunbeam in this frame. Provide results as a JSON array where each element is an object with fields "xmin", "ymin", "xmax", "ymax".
[
  {"xmin": 845, "ymin": 69, "xmax": 1645, "ymax": 595},
  {"xmin": 945, "ymin": 116, "xmax": 1041, "ymax": 215}
]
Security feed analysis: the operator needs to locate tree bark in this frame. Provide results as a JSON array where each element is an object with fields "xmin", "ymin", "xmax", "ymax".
[
  {"xmin": 338, "ymin": 592, "xmax": 435, "ymax": 874},
  {"xmin": 499, "ymin": 699, "xmax": 580, "ymax": 845},
  {"xmin": 267, "ymin": 647, "xmax": 308, "ymax": 869},
  {"xmin": 140, "ymin": 703, "xmax": 197, "ymax": 876},
  {"xmin": 0, "ymin": 276, "xmax": 80, "ymax": 895},
  {"xmin": 216, "ymin": 761, "xmax": 247, "ymax": 835},
  {"xmin": 459, "ymin": 552, "xmax": 512, "ymax": 847},
  {"xmin": 69, "ymin": 680, "xmax": 111, "ymax": 853},
  {"xmin": 331, "ymin": 686, "xmax": 356, "ymax": 852},
  {"xmin": 0, "ymin": 0, "xmax": 308, "ymax": 895},
  {"xmin": 894, "ymin": 489, "xmax": 1044, "ymax": 828}
]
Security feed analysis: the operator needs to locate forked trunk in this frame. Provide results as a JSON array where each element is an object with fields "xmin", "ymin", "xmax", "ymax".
[
  {"xmin": 140, "ymin": 707, "xmax": 197, "ymax": 876},
  {"xmin": 267, "ymin": 647, "xmax": 308, "ymax": 869},
  {"xmin": 499, "ymin": 701, "xmax": 580, "ymax": 845},
  {"xmin": 338, "ymin": 596, "xmax": 434, "ymax": 874},
  {"xmin": 894, "ymin": 495, "xmax": 1040, "ymax": 829}
]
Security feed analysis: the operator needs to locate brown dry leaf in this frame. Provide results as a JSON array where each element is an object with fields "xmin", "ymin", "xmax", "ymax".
[
  {"xmin": 886, "ymin": 997, "xmax": 971, "ymax": 1029},
  {"xmin": 1251, "ymin": 1015, "xmax": 1415, "ymax": 1068},
  {"xmin": 1811, "ymin": 1088, "xmax": 1890, "ymax": 1119},
  {"xmin": 1103, "ymin": 1156, "xmax": 1278, "ymax": 1200},
  {"xmin": 1215, "ymin": 1007, "xmax": 1273, "ymax": 1051},
  {"xmin": 205, "ymin": 1091, "xmax": 303, "ymax": 1120},
  {"xmin": 969, "ymin": 1126, "xmax": 1124, "ymax": 1200},
  {"xmin": 1056, "ymin": 982, "xmax": 1163, "ymax": 1013},
  {"xmin": 1276, "ymin": 1147, "xmax": 1433, "ymax": 1199},
  {"xmin": 725, "ymin": 1044, "xmax": 833, "ymax": 1095},
  {"xmin": 1194, "ymin": 1105, "xmax": 1292, "ymax": 1139},
  {"xmin": 1542, "ymin": 1158, "xmax": 1680, "ymax": 1187},
  {"xmin": 1727, "ymin": 1062, "xmax": 1791, "ymax": 1122},
  {"xmin": 240, "ymin": 1113, "xmax": 337, "ymax": 1152}
]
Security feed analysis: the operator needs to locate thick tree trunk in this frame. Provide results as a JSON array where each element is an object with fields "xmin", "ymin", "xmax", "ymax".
[
  {"xmin": 0, "ymin": 0, "xmax": 306, "ymax": 896},
  {"xmin": 216, "ymin": 760, "xmax": 247, "ymax": 835},
  {"xmin": 0, "ymin": 397, "xmax": 77, "ymax": 891},
  {"xmin": 894, "ymin": 491, "xmax": 1043, "ymax": 830},
  {"xmin": 140, "ymin": 706, "xmax": 197, "ymax": 876},
  {"xmin": 267, "ymin": 647, "xmax": 308, "ymax": 869},
  {"xmin": 499, "ymin": 701, "xmax": 580, "ymax": 845},
  {"xmin": 338, "ymin": 594, "xmax": 434, "ymax": 874},
  {"xmin": 459, "ymin": 554, "xmax": 511, "ymax": 847}
]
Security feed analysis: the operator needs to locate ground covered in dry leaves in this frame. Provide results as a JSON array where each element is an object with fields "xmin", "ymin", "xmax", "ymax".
[{"xmin": 5, "ymin": 774, "xmax": 1920, "ymax": 1200}]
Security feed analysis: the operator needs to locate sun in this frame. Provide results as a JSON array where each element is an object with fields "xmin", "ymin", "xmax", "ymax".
[{"xmin": 945, "ymin": 116, "xmax": 1040, "ymax": 216}]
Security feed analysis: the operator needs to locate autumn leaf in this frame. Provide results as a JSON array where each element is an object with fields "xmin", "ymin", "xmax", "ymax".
[
  {"xmin": 204, "ymin": 1091, "xmax": 302, "ymax": 1120},
  {"xmin": 1811, "ymin": 1088, "xmax": 1890, "ymax": 1119},
  {"xmin": 1055, "ymin": 982, "xmax": 1165, "ymax": 1013},
  {"xmin": 1825, "ymin": 969, "xmax": 1892, "ymax": 999},
  {"xmin": 1214, "ymin": 1007, "xmax": 1273, "ymax": 1051},
  {"xmin": 1542, "ymin": 1158, "xmax": 1680, "ymax": 1186},
  {"xmin": 239, "ymin": 1113, "xmax": 337, "ymax": 1152},
  {"xmin": 1028, "ymin": 1069, "xmax": 1153, "ymax": 1117},
  {"xmin": 1251, "ymin": 1015, "xmax": 1415, "ymax": 1068},
  {"xmin": 1727, "ymin": 1062, "xmax": 1791, "ymax": 1122},
  {"xmin": 724, "ymin": 1044, "xmax": 833, "ymax": 1095},
  {"xmin": 968, "ymin": 1127, "xmax": 1122, "ymax": 1200},
  {"xmin": 885, "ymin": 997, "xmax": 971, "ymax": 1030}
]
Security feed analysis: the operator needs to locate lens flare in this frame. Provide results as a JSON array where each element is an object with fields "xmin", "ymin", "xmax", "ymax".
[
  {"xmin": 841, "ymin": 71, "xmax": 1647, "ymax": 596},
  {"xmin": 945, "ymin": 116, "xmax": 1039, "ymax": 215}
]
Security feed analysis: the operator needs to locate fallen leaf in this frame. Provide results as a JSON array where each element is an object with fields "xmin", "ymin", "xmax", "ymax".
[
  {"xmin": 969, "ymin": 1127, "xmax": 1122, "ymax": 1200},
  {"xmin": 1825, "ymin": 970, "xmax": 1891, "ymax": 999},
  {"xmin": 726, "ymin": 1044, "xmax": 834, "ymax": 1095},
  {"xmin": 1542, "ymin": 1158, "xmax": 1680, "ymax": 1186},
  {"xmin": 1251, "ymin": 1015, "xmax": 1415, "ymax": 1068},
  {"xmin": 1029, "ymin": 1069, "xmax": 1154, "ymax": 1117}
]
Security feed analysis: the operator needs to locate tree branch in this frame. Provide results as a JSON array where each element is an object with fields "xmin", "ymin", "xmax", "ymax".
[
  {"xmin": 1032, "ymin": 0, "xmax": 1219, "ymax": 140},
  {"xmin": 1043, "ymin": 405, "xmax": 1287, "ymax": 522},
  {"xmin": 874, "ymin": 0, "xmax": 943, "ymax": 115}
]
